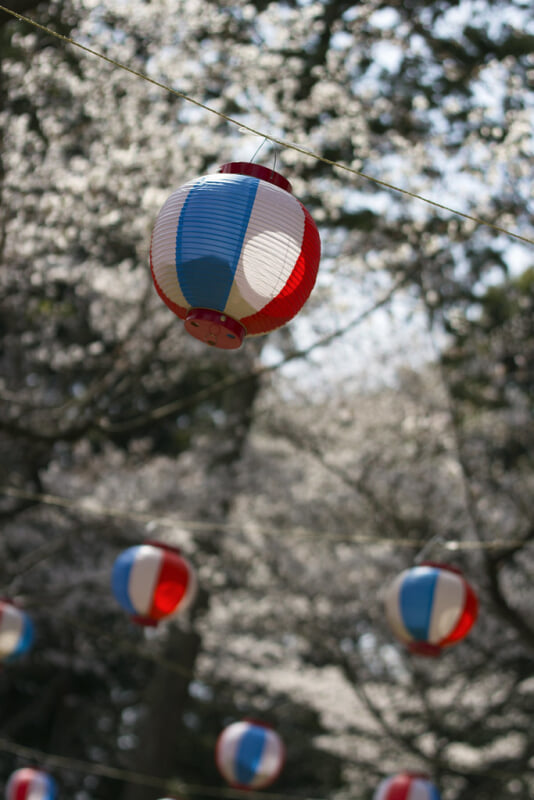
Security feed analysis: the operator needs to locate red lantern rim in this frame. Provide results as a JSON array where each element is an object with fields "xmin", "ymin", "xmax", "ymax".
[
  {"xmin": 185, "ymin": 308, "xmax": 246, "ymax": 349},
  {"xmin": 407, "ymin": 641, "xmax": 443, "ymax": 657},
  {"xmin": 418, "ymin": 561, "xmax": 463, "ymax": 575},
  {"xmin": 398, "ymin": 771, "xmax": 432, "ymax": 780},
  {"xmin": 218, "ymin": 162, "xmax": 293, "ymax": 193},
  {"xmin": 130, "ymin": 614, "xmax": 160, "ymax": 627},
  {"xmin": 143, "ymin": 539, "xmax": 182, "ymax": 556},
  {"xmin": 242, "ymin": 718, "xmax": 274, "ymax": 729}
]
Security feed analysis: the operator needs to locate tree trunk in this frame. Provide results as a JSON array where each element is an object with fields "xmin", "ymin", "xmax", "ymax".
[{"xmin": 121, "ymin": 372, "xmax": 261, "ymax": 800}]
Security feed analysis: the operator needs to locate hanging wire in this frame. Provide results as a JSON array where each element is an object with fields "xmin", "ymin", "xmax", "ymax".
[
  {"xmin": 0, "ymin": 737, "xmax": 317, "ymax": 800},
  {"xmin": 0, "ymin": 5, "xmax": 533, "ymax": 247},
  {"xmin": 0, "ymin": 732, "xmax": 525, "ymax": 792},
  {"xmin": 1, "ymin": 486, "xmax": 530, "ymax": 553}
]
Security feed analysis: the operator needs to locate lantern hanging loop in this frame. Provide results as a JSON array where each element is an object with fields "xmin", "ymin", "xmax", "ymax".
[
  {"xmin": 250, "ymin": 136, "xmax": 269, "ymax": 163},
  {"xmin": 414, "ymin": 532, "xmax": 446, "ymax": 564}
]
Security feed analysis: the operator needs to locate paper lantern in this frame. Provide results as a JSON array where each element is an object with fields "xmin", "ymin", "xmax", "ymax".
[
  {"xmin": 215, "ymin": 720, "xmax": 285, "ymax": 790},
  {"xmin": 384, "ymin": 562, "xmax": 478, "ymax": 656},
  {"xmin": 150, "ymin": 162, "xmax": 321, "ymax": 349},
  {"xmin": 374, "ymin": 772, "xmax": 441, "ymax": 800},
  {"xmin": 111, "ymin": 541, "xmax": 196, "ymax": 626},
  {"xmin": 5, "ymin": 768, "xmax": 56, "ymax": 800},
  {"xmin": 0, "ymin": 600, "xmax": 34, "ymax": 662}
]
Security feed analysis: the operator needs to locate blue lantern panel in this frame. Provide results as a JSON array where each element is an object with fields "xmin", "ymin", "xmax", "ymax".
[
  {"xmin": 175, "ymin": 176, "xmax": 259, "ymax": 310},
  {"xmin": 399, "ymin": 567, "xmax": 439, "ymax": 640},
  {"xmin": 235, "ymin": 725, "xmax": 266, "ymax": 785}
]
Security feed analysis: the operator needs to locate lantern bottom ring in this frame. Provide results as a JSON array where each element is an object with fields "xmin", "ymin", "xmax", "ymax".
[
  {"xmin": 130, "ymin": 615, "xmax": 160, "ymax": 627},
  {"xmin": 185, "ymin": 308, "xmax": 246, "ymax": 349},
  {"xmin": 407, "ymin": 641, "xmax": 443, "ymax": 657}
]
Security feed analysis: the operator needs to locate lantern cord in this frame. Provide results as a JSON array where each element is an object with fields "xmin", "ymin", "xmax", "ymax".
[
  {"xmin": 1, "ymin": 5, "xmax": 533, "ymax": 247},
  {"xmin": 0, "ymin": 485, "xmax": 530, "ymax": 554},
  {"xmin": 0, "ymin": 737, "xmax": 313, "ymax": 800},
  {"xmin": 0, "ymin": 735, "xmax": 525, "ymax": 793}
]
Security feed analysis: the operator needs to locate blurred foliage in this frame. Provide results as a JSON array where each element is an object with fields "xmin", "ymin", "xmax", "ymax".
[{"xmin": 0, "ymin": 0, "xmax": 532, "ymax": 799}]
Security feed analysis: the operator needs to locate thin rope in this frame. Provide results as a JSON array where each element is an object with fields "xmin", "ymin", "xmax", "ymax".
[
  {"xmin": 1, "ymin": 5, "xmax": 533, "ymax": 247},
  {"xmin": 0, "ymin": 732, "xmax": 526, "ymax": 789},
  {"xmin": 1, "ymin": 486, "xmax": 529, "ymax": 552},
  {"xmin": 0, "ymin": 737, "xmax": 324, "ymax": 800}
]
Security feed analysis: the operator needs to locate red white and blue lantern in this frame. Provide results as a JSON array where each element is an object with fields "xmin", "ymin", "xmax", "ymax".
[
  {"xmin": 150, "ymin": 162, "xmax": 321, "ymax": 349},
  {"xmin": 0, "ymin": 600, "xmax": 34, "ymax": 662},
  {"xmin": 373, "ymin": 772, "xmax": 441, "ymax": 800},
  {"xmin": 5, "ymin": 768, "xmax": 57, "ymax": 800},
  {"xmin": 111, "ymin": 542, "xmax": 196, "ymax": 626},
  {"xmin": 384, "ymin": 562, "xmax": 478, "ymax": 656},
  {"xmin": 215, "ymin": 720, "xmax": 285, "ymax": 790}
]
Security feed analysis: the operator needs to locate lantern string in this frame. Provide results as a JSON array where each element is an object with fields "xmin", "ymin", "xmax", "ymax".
[
  {"xmin": 1, "ymin": 486, "xmax": 529, "ymax": 553},
  {"xmin": 0, "ymin": 5, "xmax": 533, "ymax": 247},
  {"xmin": 0, "ymin": 737, "xmax": 314, "ymax": 800},
  {"xmin": 0, "ymin": 734, "xmax": 525, "ymax": 793}
]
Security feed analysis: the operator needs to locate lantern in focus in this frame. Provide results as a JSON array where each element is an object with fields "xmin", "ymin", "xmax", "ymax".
[
  {"xmin": 111, "ymin": 542, "xmax": 196, "ymax": 626},
  {"xmin": 215, "ymin": 720, "xmax": 285, "ymax": 790},
  {"xmin": 5, "ymin": 768, "xmax": 57, "ymax": 800},
  {"xmin": 150, "ymin": 162, "xmax": 321, "ymax": 349},
  {"xmin": 0, "ymin": 600, "xmax": 34, "ymax": 662},
  {"xmin": 384, "ymin": 562, "xmax": 478, "ymax": 656},
  {"xmin": 373, "ymin": 772, "xmax": 441, "ymax": 800}
]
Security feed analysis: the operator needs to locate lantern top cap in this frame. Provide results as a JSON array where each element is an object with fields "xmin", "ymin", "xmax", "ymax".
[
  {"xmin": 418, "ymin": 561, "xmax": 463, "ymax": 575},
  {"xmin": 218, "ymin": 162, "xmax": 293, "ymax": 193},
  {"xmin": 400, "ymin": 771, "xmax": 432, "ymax": 779},
  {"xmin": 143, "ymin": 539, "xmax": 182, "ymax": 556},
  {"xmin": 242, "ymin": 718, "xmax": 275, "ymax": 730}
]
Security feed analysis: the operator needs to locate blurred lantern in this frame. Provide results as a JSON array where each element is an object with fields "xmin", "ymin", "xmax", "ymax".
[
  {"xmin": 0, "ymin": 600, "xmax": 34, "ymax": 662},
  {"xmin": 373, "ymin": 772, "xmax": 441, "ymax": 800},
  {"xmin": 111, "ymin": 541, "xmax": 196, "ymax": 626},
  {"xmin": 384, "ymin": 562, "xmax": 478, "ymax": 656},
  {"xmin": 5, "ymin": 768, "xmax": 57, "ymax": 800},
  {"xmin": 150, "ymin": 162, "xmax": 321, "ymax": 349},
  {"xmin": 215, "ymin": 720, "xmax": 285, "ymax": 790}
]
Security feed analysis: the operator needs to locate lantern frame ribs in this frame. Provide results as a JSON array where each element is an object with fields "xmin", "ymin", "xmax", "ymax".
[{"xmin": 149, "ymin": 161, "xmax": 321, "ymax": 349}]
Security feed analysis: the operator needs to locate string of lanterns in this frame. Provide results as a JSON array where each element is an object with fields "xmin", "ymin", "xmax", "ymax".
[
  {"xmin": 3, "ymin": 164, "xmax": 481, "ymax": 798},
  {"xmin": 2, "ymin": 547, "xmax": 479, "ymax": 797}
]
